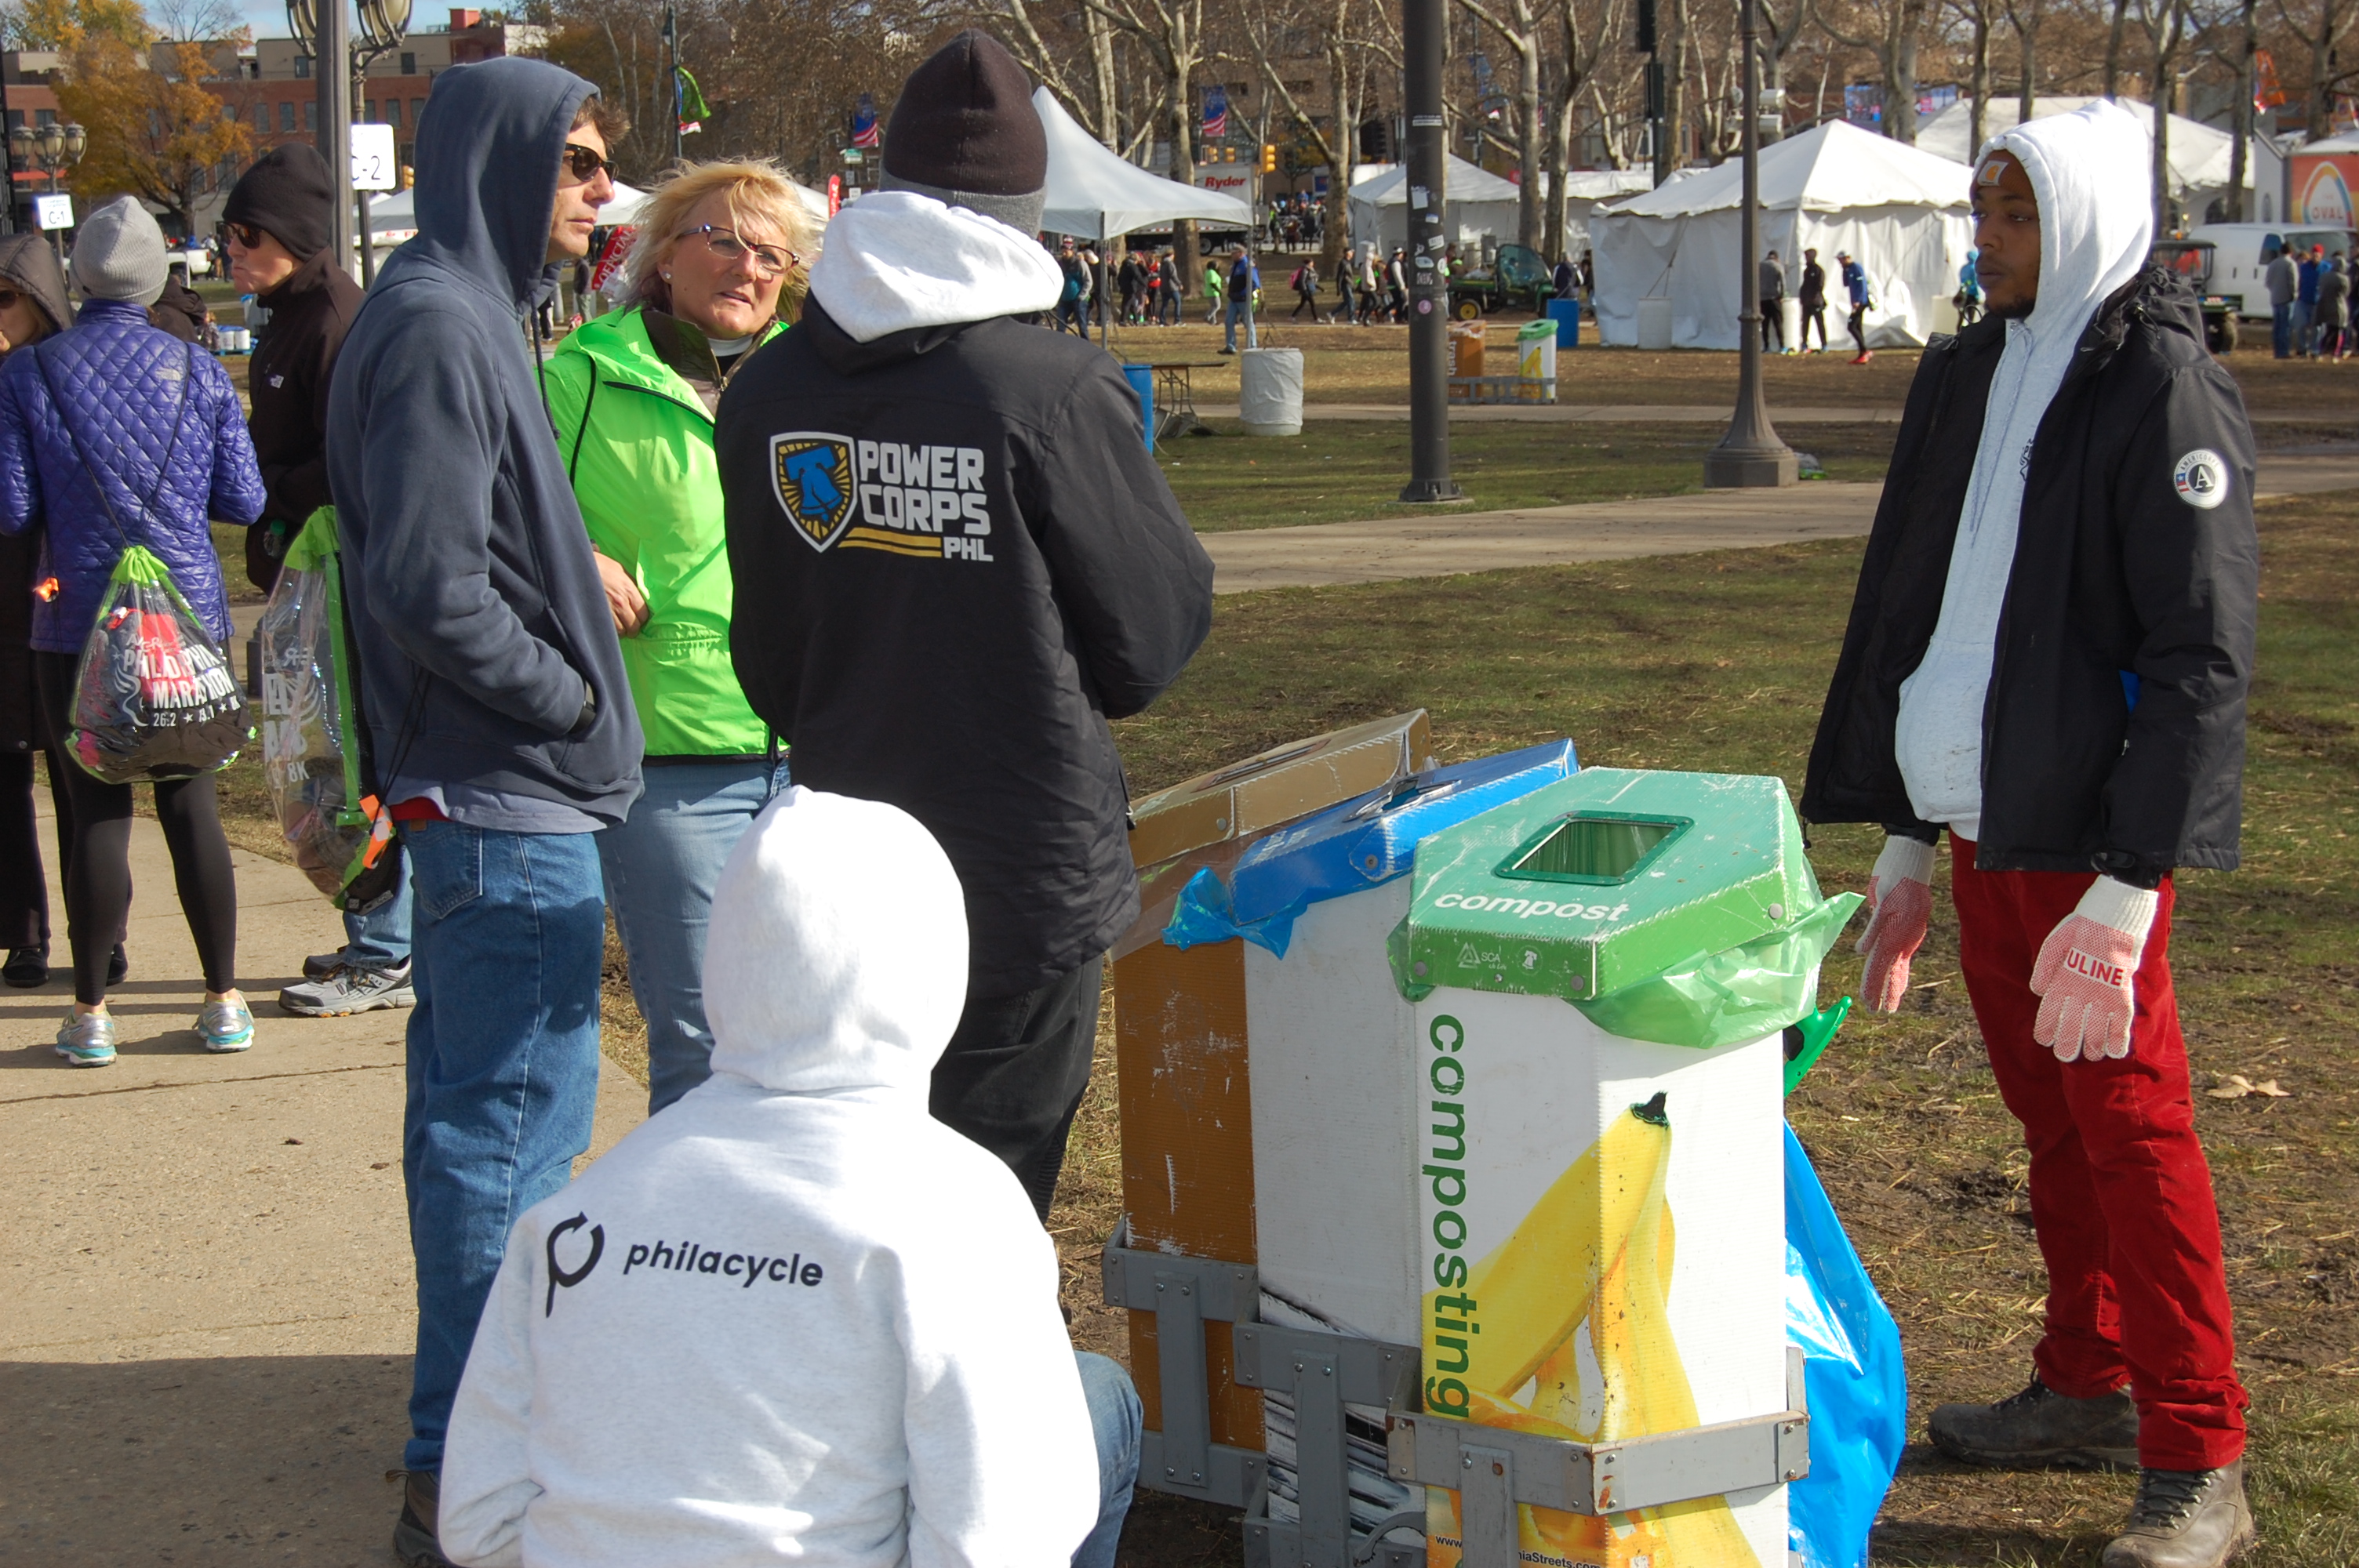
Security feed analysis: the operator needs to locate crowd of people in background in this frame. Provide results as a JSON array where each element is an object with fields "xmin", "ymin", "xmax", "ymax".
[{"xmin": 2266, "ymin": 238, "xmax": 2352, "ymax": 361}]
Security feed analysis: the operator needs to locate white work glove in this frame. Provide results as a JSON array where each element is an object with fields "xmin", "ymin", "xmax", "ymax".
[
  {"xmin": 2030, "ymin": 877, "xmax": 2160, "ymax": 1062},
  {"xmin": 1856, "ymin": 834, "xmax": 1936, "ymax": 1013}
]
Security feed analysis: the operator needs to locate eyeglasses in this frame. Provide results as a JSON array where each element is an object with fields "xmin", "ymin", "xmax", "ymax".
[
  {"xmin": 225, "ymin": 222, "xmax": 264, "ymax": 249},
  {"xmin": 680, "ymin": 224, "xmax": 798, "ymax": 279},
  {"xmin": 562, "ymin": 143, "xmax": 615, "ymax": 183}
]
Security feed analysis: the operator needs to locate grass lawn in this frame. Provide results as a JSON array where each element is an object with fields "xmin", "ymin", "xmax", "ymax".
[
  {"xmin": 1158, "ymin": 418, "xmax": 1896, "ymax": 532},
  {"xmin": 1064, "ymin": 490, "xmax": 2358, "ymax": 1566}
]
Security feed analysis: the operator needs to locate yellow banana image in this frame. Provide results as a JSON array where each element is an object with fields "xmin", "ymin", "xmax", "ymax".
[{"xmin": 1423, "ymin": 1096, "xmax": 1761, "ymax": 1568}]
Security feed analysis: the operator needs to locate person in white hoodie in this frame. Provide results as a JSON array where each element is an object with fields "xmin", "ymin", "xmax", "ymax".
[
  {"xmin": 436, "ymin": 786, "xmax": 1142, "ymax": 1568},
  {"xmin": 1804, "ymin": 101, "xmax": 2257, "ymax": 1568}
]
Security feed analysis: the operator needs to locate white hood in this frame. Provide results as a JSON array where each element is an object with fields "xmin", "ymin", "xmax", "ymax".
[
  {"xmin": 703, "ymin": 786, "xmax": 969, "ymax": 1099},
  {"xmin": 438, "ymin": 786, "xmax": 1100, "ymax": 1568},
  {"xmin": 807, "ymin": 190, "xmax": 1064, "ymax": 344},
  {"xmin": 1895, "ymin": 100, "xmax": 2155, "ymax": 840}
]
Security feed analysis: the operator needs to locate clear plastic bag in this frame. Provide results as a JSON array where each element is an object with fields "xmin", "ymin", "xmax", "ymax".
[{"xmin": 65, "ymin": 545, "xmax": 250, "ymax": 784}]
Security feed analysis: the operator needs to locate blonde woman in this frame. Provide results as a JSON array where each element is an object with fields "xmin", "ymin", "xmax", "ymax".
[{"xmin": 540, "ymin": 159, "xmax": 813, "ymax": 1113}]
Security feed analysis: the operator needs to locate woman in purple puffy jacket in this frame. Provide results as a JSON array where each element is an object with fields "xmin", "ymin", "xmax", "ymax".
[{"xmin": 0, "ymin": 198, "xmax": 267, "ymax": 1066}]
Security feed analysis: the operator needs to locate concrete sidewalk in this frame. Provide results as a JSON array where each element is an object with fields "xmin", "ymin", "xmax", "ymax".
[
  {"xmin": 1201, "ymin": 453, "xmax": 2359, "ymax": 593},
  {"xmin": 0, "ymin": 805, "xmax": 645, "ymax": 1566}
]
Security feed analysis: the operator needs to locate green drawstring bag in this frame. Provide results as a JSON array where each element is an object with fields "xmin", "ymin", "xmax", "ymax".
[{"xmin": 64, "ymin": 544, "xmax": 250, "ymax": 784}]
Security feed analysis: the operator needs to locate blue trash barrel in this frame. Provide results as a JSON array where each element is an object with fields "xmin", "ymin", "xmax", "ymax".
[
  {"xmin": 1547, "ymin": 296, "xmax": 1582, "ymax": 348},
  {"xmin": 1119, "ymin": 362, "xmax": 1155, "ymax": 451}
]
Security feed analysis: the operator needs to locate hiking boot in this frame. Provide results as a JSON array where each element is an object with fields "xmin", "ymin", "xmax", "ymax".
[
  {"xmin": 1928, "ymin": 1375, "xmax": 2139, "ymax": 1469},
  {"xmin": 390, "ymin": 1468, "xmax": 456, "ymax": 1567},
  {"xmin": 2100, "ymin": 1459, "xmax": 2255, "ymax": 1566},
  {"xmin": 196, "ymin": 998, "xmax": 255, "ymax": 1053},
  {"xmin": 302, "ymin": 946, "xmax": 348, "ymax": 982},
  {"xmin": 278, "ymin": 963, "xmax": 414, "ymax": 1018},
  {"xmin": 54, "ymin": 1011, "xmax": 116, "ymax": 1067},
  {"xmin": 3, "ymin": 945, "xmax": 46, "ymax": 989}
]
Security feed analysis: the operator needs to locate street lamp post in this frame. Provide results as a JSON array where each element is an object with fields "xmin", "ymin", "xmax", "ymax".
[
  {"xmin": 1398, "ymin": 0, "xmax": 1465, "ymax": 504},
  {"xmin": 12, "ymin": 121, "xmax": 86, "ymax": 263},
  {"xmin": 290, "ymin": 0, "xmax": 409, "ymax": 281},
  {"xmin": 1701, "ymin": 0, "xmax": 1796, "ymax": 488}
]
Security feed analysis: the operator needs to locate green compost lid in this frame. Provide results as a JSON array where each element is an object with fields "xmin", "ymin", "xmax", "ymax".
[{"xmin": 1387, "ymin": 768, "xmax": 1863, "ymax": 1050}]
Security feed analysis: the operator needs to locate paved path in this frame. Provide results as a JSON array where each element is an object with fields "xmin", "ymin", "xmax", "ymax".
[
  {"xmin": 1202, "ymin": 453, "xmax": 2359, "ymax": 594},
  {"xmin": 1191, "ymin": 401, "xmax": 2354, "ymax": 426},
  {"xmin": 0, "ymin": 805, "xmax": 646, "ymax": 1566}
]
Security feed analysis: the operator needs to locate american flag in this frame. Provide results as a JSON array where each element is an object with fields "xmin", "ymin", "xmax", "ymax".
[
  {"xmin": 1202, "ymin": 85, "xmax": 1227, "ymax": 140},
  {"xmin": 851, "ymin": 93, "xmax": 880, "ymax": 148}
]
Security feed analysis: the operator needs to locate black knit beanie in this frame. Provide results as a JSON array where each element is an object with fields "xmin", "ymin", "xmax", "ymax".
[
  {"xmin": 878, "ymin": 31, "xmax": 1047, "ymax": 235},
  {"xmin": 224, "ymin": 143, "xmax": 335, "ymax": 261}
]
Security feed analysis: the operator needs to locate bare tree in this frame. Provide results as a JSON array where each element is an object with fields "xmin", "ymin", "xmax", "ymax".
[
  {"xmin": 2141, "ymin": 0, "xmax": 2189, "ymax": 231},
  {"xmin": 1455, "ymin": 0, "xmax": 1548, "ymax": 244},
  {"xmin": 2274, "ymin": 0, "xmax": 2359, "ymax": 137},
  {"xmin": 1239, "ymin": 0, "xmax": 1389, "ymax": 269},
  {"xmin": 1540, "ymin": 0, "xmax": 1627, "ymax": 255},
  {"xmin": 150, "ymin": 0, "xmax": 243, "ymax": 42},
  {"xmin": 1074, "ymin": 0, "xmax": 1209, "ymax": 294},
  {"xmin": 2226, "ymin": 0, "xmax": 2254, "ymax": 216},
  {"xmin": 1954, "ymin": 0, "xmax": 1997, "ymax": 150},
  {"xmin": 1820, "ymin": 0, "xmax": 1930, "ymax": 141},
  {"xmin": 2005, "ymin": 0, "xmax": 2044, "ymax": 122},
  {"xmin": 2103, "ymin": 0, "xmax": 2134, "ymax": 97},
  {"xmin": 1755, "ymin": 0, "xmax": 1816, "ymax": 140}
]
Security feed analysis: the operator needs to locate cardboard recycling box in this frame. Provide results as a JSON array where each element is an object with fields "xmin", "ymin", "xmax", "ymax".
[
  {"xmin": 1114, "ymin": 718, "xmax": 1583, "ymax": 1546},
  {"xmin": 1390, "ymin": 768, "xmax": 1860, "ymax": 1566}
]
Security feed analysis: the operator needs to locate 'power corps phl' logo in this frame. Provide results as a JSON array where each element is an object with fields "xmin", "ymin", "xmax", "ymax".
[{"xmin": 769, "ymin": 431, "xmax": 997, "ymax": 562}]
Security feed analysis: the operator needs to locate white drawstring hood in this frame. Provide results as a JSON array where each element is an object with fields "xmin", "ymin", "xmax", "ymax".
[
  {"xmin": 807, "ymin": 190, "xmax": 1064, "ymax": 344},
  {"xmin": 439, "ymin": 787, "xmax": 1100, "ymax": 1568},
  {"xmin": 1896, "ymin": 100, "xmax": 2155, "ymax": 840}
]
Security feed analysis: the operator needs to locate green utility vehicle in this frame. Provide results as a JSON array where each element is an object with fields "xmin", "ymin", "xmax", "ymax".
[
  {"xmin": 2149, "ymin": 239, "xmax": 2240, "ymax": 354},
  {"xmin": 1447, "ymin": 242, "xmax": 1555, "ymax": 318}
]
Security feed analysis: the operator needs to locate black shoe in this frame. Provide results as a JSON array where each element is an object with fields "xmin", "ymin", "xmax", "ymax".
[
  {"xmin": 2, "ymin": 945, "xmax": 46, "ymax": 989},
  {"xmin": 2101, "ymin": 1458, "xmax": 2256, "ymax": 1566},
  {"xmin": 1928, "ymin": 1374, "xmax": 2139, "ymax": 1470},
  {"xmin": 390, "ymin": 1468, "xmax": 454, "ymax": 1567},
  {"xmin": 107, "ymin": 944, "xmax": 128, "ymax": 987}
]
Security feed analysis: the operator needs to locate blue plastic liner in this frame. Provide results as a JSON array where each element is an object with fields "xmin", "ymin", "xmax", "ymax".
[
  {"xmin": 1784, "ymin": 1120, "xmax": 1906, "ymax": 1568},
  {"xmin": 1161, "ymin": 739, "xmax": 1579, "ymax": 957}
]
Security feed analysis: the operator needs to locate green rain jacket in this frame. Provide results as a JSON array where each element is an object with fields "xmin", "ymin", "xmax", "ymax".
[{"xmin": 542, "ymin": 307, "xmax": 776, "ymax": 759}]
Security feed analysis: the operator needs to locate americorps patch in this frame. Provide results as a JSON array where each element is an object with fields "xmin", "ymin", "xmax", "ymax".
[{"xmin": 2173, "ymin": 448, "xmax": 2230, "ymax": 510}]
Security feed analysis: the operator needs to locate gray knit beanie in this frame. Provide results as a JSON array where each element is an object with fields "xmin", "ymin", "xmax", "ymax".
[{"xmin": 71, "ymin": 197, "xmax": 169, "ymax": 307}]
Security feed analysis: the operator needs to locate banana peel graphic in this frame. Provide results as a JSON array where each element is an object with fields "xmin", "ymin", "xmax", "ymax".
[{"xmin": 1423, "ymin": 1094, "xmax": 1762, "ymax": 1568}]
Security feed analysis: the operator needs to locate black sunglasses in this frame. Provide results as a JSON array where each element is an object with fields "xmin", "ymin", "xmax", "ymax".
[
  {"xmin": 225, "ymin": 221, "xmax": 265, "ymax": 249},
  {"xmin": 562, "ymin": 143, "xmax": 615, "ymax": 183}
]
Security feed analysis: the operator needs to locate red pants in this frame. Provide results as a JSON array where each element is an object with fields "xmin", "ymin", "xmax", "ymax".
[{"xmin": 1950, "ymin": 837, "xmax": 2248, "ymax": 1470}]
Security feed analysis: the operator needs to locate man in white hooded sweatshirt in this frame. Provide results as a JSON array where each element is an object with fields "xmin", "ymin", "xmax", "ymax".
[
  {"xmin": 1805, "ymin": 102, "xmax": 2258, "ymax": 1568},
  {"xmin": 435, "ymin": 787, "xmax": 1140, "ymax": 1567}
]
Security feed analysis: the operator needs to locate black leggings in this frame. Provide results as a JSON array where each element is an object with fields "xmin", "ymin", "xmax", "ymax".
[
  {"xmin": 34, "ymin": 651, "xmax": 237, "ymax": 1004},
  {"xmin": 1801, "ymin": 302, "xmax": 1827, "ymax": 349},
  {"xmin": 0, "ymin": 746, "xmax": 73, "ymax": 949},
  {"xmin": 1848, "ymin": 303, "xmax": 1870, "ymax": 355}
]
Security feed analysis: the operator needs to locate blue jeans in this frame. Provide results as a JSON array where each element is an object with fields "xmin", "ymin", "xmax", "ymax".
[
  {"xmin": 342, "ymin": 855, "xmax": 412, "ymax": 971},
  {"xmin": 2273, "ymin": 302, "xmax": 2292, "ymax": 357},
  {"xmin": 1224, "ymin": 293, "xmax": 1258, "ymax": 352},
  {"xmin": 597, "ymin": 759, "xmax": 783, "ymax": 1116},
  {"xmin": 400, "ymin": 821, "xmax": 606, "ymax": 1475},
  {"xmin": 1074, "ymin": 1351, "xmax": 1141, "ymax": 1568},
  {"xmin": 2291, "ymin": 301, "xmax": 2314, "ymax": 355}
]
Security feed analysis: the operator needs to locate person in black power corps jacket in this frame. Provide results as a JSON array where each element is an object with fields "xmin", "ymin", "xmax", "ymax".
[
  {"xmin": 719, "ymin": 31, "xmax": 1214, "ymax": 1224},
  {"xmin": 1804, "ymin": 102, "xmax": 2259, "ymax": 1568}
]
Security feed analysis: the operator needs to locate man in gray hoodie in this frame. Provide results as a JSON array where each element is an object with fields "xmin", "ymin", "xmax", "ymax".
[{"xmin": 323, "ymin": 56, "xmax": 643, "ymax": 1566}]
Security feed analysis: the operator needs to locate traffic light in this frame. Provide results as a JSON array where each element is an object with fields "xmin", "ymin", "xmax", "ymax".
[
  {"xmin": 1260, "ymin": 143, "xmax": 1278, "ymax": 173},
  {"xmin": 1636, "ymin": 0, "xmax": 1657, "ymax": 53}
]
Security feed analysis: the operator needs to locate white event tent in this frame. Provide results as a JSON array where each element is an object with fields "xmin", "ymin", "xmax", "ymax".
[
  {"xmin": 1348, "ymin": 155, "xmax": 1522, "ymax": 252},
  {"xmin": 1589, "ymin": 120, "xmax": 1972, "ymax": 350},
  {"xmin": 1551, "ymin": 168, "xmax": 1656, "ymax": 257},
  {"xmin": 1917, "ymin": 96, "xmax": 2249, "ymax": 212},
  {"xmin": 1033, "ymin": 86, "xmax": 1251, "ymax": 238}
]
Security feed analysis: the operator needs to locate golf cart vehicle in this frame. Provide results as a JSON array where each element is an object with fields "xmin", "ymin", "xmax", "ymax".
[
  {"xmin": 1448, "ymin": 242, "xmax": 1555, "ymax": 318},
  {"xmin": 2149, "ymin": 239, "xmax": 2240, "ymax": 354},
  {"xmin": 2183, "ymin": 222, "xmax": 2356, "ymax": 319}
]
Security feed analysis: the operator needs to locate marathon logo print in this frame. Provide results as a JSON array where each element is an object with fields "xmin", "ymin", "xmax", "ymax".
[{"xmin": 769, "ymin": 430, "xmax": 996, "ymax": 563}]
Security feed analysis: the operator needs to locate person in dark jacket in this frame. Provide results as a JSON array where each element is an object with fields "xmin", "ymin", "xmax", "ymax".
[
  {"xmin": 147, "ymin": 262, "xmax": 208, "ymax": 343},
  {"xmin": 720, "ymin": 31, "xmax": 1213, "ymax": 1225},
  {"xmin": 222, "ymin": 143, "xmax": 410, "ymax": 1021},
  {"xmin": 1797, "ymin": 247, "xmax": 1828, "ymax": 350},
  {"xmin": 1759, "ymin": 248, "xmax": 1787, "ymax": 350},
  {"xmin": 1802, "ymin": 103, "xmax": 2256, "ymax": 1568},
  {"xmin": 0, "ymin": 197, "xmax": 267, "ymax": 1065},
  {"xmin": 0, "ymin": 232, "xmax": 78, "ymax": 991},
  {"xmin": 224, "ymin": 142, "xmax": 363, "ymax": 593},
  {"xmin": 322, "ymin": 58, "xmax": 643, "ymax": 1567}
]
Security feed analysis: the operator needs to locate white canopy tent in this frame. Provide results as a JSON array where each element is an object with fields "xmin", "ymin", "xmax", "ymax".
[
  {"xmin": 1917, "ymin": 96, "xmax": 2248, "ymax": 212},
  {"xmin": 1550, "ymin": 168, "xmax": 1656, "ymax": 259},
  {"xmin": 1348, "ymin": 155, "xmax": 1522, "ymax": 252},
  {"xmin": 1033, "ymin": 87, "xmax": 1251, "ymax": 238},
  {"xmin": 1589, "ymin": 120, "xmax": 1973, "ymax": 349}
]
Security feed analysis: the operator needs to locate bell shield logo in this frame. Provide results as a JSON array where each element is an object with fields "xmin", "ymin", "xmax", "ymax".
[{"xmin": 771, "ymin": 432, "xmax": 858, "ymax": 552}]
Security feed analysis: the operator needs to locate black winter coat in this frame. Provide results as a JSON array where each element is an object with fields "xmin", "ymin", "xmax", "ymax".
[
  {"xmin": 245, "ymin": 249, "xmax": 361, "ymax": 587},
  {"xmin": 718, "ymin": 301, "xmax": 1215, "ymax": 997},
  {"xmin": 1801, "ymin": 269, "xmax": 2257, "ymax": 879}
]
